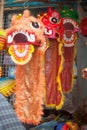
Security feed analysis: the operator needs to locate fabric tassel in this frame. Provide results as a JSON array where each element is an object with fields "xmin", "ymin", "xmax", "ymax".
[
  {"xmin": 61, "ymin": 46, "xmax": 75, "ymax": 93},
  {"xmin": 15, "ymin": 47, "xmax": 46, "ymax": 125},
  {"xmin": 44, "ymin": 39, "xmax": 64, "ymax": 109}
]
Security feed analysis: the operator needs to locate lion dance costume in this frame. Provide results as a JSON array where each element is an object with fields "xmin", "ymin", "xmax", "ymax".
[
  {"xmin": 6, "ymin": 9, "xmax": 47, "ymax": 125},
  {"xmin": 39, "ymin": 6, "xmax": 79, "ymax": 110},
  {"xmin": 4, "ymin": 7, "xmax": 79, "ymax": 125},
  {"xmin": 59, "ymin": 6, "xmax": 79, "ymax": 93},
  {"xmin": 38, "ymin": 7, "xmax": 65, "ymax": 109}
]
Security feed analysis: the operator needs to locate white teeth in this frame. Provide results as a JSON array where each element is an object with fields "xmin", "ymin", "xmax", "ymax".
[
  {"xmin": 30, "ymin": 34, "xmax": 35, "ymax": 41},
  {"xmin": 25, "ymin": 45, "xmax": 29, "ymax": 49},
  {"xmin": 74, "ymin": 23, "xmax": 78, "ymax": 28},
  {"xmin": 63, "ymin": 19, "xmax": 66, "ymax": 24},
  {"xmin": 26, "ymin": 32, "xmax": 29, "ymax": 38},
  {"xmin": 45, "ymin": 28, "xmax": 52, "ymax": 35},
  {"xmin": 66, "ymin": 38, "xmax": 68, "ymax": 42},
  {"xmin": 68, "ymin": 39, "xmax": 71, "ymax": 42},
  {"xmin": 72, "ymin": 34, "xmax": 74, "ymax": 38},
  {"xmin": 64, "ymin": 32, "xmax": 75, "ymax": 43},
  {"xmin": 64, "ymin": 43, "xmax": 74, "ymax": 47},
  {"xmin": 69, "ymin": 19, "xmax": 72, "ymax": 23},
  {"xmin": 13, "ymin": 31, "xmax": 18, "ymax": 37},
  {"xmin": 27, "ymin": 34, "xmax": 35, "ymax": 42},
  {"xmin": 15, "ymin": 48, "xmax": 28, "ymax": 57},
  {"xmin": 71, "ymin": 36, "xmax": 73, "ymax": 40},
  {"xmin": 72, "ymin": 20, "xmax": 74, "ymax": 26},
  {"xmin": 67, "ymin": 19, "xmax": 70, "ymax": 22},
  {"xmin": 14, "ymin": 45, "xmax": 17, "ymax": 49},
  {"xmin": 39, "ymin": 41, "xmax": 46, "ymax": 50},
  {"xmin": 8, "ymin": 35, "xmax": 13, "ymax": 43},
  {"xmin": 13, "ymin": 32, "xmax": 15, "ymax": 37},
  {"xmin": 8, "ymin": 30, "xmax": 36, "ymax": 43},
  {"xmin": 20, "ymin": 30, "xmax": 23, "ymax": 33},
  {"xmin": 63, "ymin": 18, "xmax": 78, "ymax": 29}
]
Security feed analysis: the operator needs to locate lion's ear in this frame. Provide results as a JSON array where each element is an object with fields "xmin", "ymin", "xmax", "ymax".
[
  {"xmin": 11, "ymin": 13, "xmax": 22, "ymax": 26},
  {"xmin": 11, "ymin": 14, "xmax": 17, "ymax": 26},
  {"xmin": 23, "ymin": 9, "xmax": 31, "ymax": 18}
]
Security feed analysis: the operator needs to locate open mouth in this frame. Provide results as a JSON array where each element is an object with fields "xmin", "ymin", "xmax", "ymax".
[
  {"xmin": 7, "ymin": 30, "xmax": 41, "ymax": 45},
  {"xmin": 63, "ymin": 30, "xmax": 74, "ymax": 43},
  {"xmin": 62, "ymin": 18, "xmax": 78, "ymax": 46},
  {"xmin": 7, "ymin": 30, "xmax": 36, "ymax": 65},
  {"xmin": 63, "ymin": 18, "xmax": 78, "ymax": 30},
  {"xmin": 44, "ymin": 28, "xmax": 53, "ymax": 36},
  {"xmin": 44, "ymin": 27, "xmax": 57, "ymax": 38},
  {"xmin": 63, "ymin": 24, "xmax": 75, "ymax": 44}
]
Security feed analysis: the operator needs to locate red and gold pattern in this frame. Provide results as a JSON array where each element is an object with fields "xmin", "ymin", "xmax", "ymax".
[
  {"xmin": 39, "ymin": 7, "xmax": 64, "ymax": 109},
  {"xmin": 44, "ymin": 39, "xmax": 64, "ymax": 110},
  {"xmin": 62, "ymin": 18, "xmax": 78, "ymax": 47},
  {"xmin": 38, "ymin": 7, "xmax": 64, "ymax": 39},
  {"xmin": 8, "ymin": 44, "xmax": 34, "ymax": 65},
  {"xmin": 61, "ymin": 17, "xmax": 79, "ymax": 93}
]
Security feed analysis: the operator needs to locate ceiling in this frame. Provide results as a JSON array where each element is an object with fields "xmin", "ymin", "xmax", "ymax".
[{"xmin": 4, "ymin": 0, "xmax": 87, "ymax": 13}]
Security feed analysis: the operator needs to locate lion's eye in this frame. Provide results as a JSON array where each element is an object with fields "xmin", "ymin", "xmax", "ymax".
[
  {"xmin": 31, "ymin": 22, "xmax": 40, "ymax": 29},
  {"xmin": 50, "ymin": 17, "xmax": 59, "ymax": 24}
]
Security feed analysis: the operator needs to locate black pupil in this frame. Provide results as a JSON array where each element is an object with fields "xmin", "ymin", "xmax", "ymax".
[
  {"xmin": 32, "ymin": 22, "xmax": 39, "ymax": 28},
  {"xmin": 51, "ymin": 17, "xmax": 58, "ymax": 23}
]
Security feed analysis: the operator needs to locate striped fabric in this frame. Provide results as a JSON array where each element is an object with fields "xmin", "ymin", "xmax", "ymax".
[{"xmin": 0, "ymin": 93, "xmax": 26, "ymax": 130}]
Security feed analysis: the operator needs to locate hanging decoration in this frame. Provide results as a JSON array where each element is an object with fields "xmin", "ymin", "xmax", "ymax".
[
  {"xmin": 38, "ymin": 7, "xmax": 63, "ymax": 39},
  {"xmin": 0, "ymin": 29, "xmax": 15, "ymax": 97},
  {"xmin": 0, "ymin": 28, "xmax": 7, "ymax": 50},
  {"xmin": 39, "ymin": 7, "xmax": 64, "ymax": 110},
  {"xmin": 6, "ymin": 9, "xmax": 47, "ymax": 125},
  {"xmin": 59, "ymin": 6, "xmax": 79, "ymax": 93},
  {"xmin": 6, "ymin": 10, "xmax": 45, "ymax": 65}
]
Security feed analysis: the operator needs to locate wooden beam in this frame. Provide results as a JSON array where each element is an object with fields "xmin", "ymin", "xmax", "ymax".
[
  {"xmin": 14, "ymin": 0, "xmax": 50, "ymax": 3},
  {"xmin": 13, "ymin": 0, "xmax": 26, "ymax": 3},
  {"xmin": 0, "ymin": 0, "xmax": 5, "ymax": 28}
]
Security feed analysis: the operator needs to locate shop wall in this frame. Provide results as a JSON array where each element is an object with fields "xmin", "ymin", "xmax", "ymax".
[{"xmin": 76, "ymin": 34, "xmax": 87, "ymax": 108}]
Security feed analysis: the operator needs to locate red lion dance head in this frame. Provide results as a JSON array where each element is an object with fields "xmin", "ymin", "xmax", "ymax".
[{"xmin": 38, "ymin": 7, "xmax": 64, "ymax": 39}]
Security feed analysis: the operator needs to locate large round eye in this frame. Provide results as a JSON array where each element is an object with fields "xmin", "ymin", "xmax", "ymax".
[
  {"xmin": 49, "ymin": 17, "xmax": 59, "ymax": 24},
  {"xmin": 30, "ymin": 22, "xmax": 40, "ymax": 29}
]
